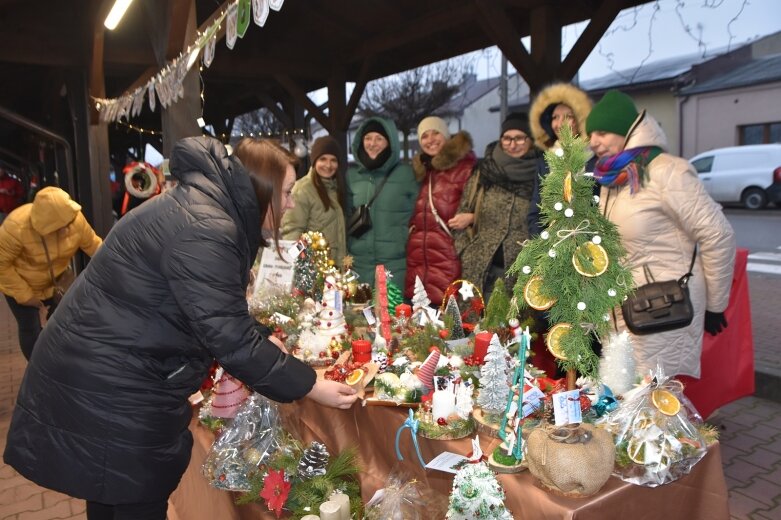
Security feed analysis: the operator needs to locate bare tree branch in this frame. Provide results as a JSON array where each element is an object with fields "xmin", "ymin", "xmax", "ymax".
[{"xmin": 233, "ymin": 108, "xmax": 286, "ymax": 136}]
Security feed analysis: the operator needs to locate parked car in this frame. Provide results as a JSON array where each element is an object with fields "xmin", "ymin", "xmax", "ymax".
[{"xmin": 690, "ymin": 144, "xmax": 781, "ymax": 209}]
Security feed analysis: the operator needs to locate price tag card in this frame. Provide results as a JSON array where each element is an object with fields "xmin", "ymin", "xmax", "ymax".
[
  {"xmin": 521, "ymin": 386, "xmax": 546, "ymax": 418},
  {"xmin": 252, "ymin": 239, "xmax": 297, "ymax": 296},
  {"xmin": 425, "ymin": 451, "xmax": 468, "ymax": 474},
  {"xmin": 553, "ymin": 389, "xmax": 582, "ymax": 426},
  {"xmin": 362, "ymin": 306, "xmax": 377, "ymax": 325}
]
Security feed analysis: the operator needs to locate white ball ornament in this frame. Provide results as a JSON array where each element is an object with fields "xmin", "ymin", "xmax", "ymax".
[
  {"xmin": 540, "ymin": 230, "xmax": 550, "ymax": 240},
  {"xmin": 548, "ymin": 249, "xmax": 557, "ymax": 258},
  {"xmin": 554, "ymin": 202, "xmax": 564, "ymax": 211},
  {"xmin": 577, "ymin": 302, "xmax": 586, "ymax": 311},
  {"xmin": 554, "ymin": 148, "xmax": 564, "ymax": 157},
  {"xmin": 522, "ymin": 265, "xmax": 531, "ymax": 275},
  {"xmin": 593, "ymin": 195, "xmax": 600, "ymax": 204},
  {"xmin": 592, "ymin": 235, "xmax": 602, "ymax": 245},
  {"xmin": 608, "ymin": 288, "xmax": 617, "ymax": 297},
  {"xmin": 564, "ymin": 208, "xmax": 574, "ymax": 218},
  {"xmin": 603, "ymin": 314, "xmax": 611, "ymax": 321}
]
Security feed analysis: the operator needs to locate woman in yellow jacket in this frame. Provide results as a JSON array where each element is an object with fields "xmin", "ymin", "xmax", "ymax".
[{"xmin": 0, "ymin": 186, "xmax": 102, "ymax": 360}]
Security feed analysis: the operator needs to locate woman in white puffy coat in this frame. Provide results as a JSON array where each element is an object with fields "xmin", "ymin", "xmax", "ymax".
[{"xmin": 586, "ymin": 90, "xmax": 736, "ymax": 379}]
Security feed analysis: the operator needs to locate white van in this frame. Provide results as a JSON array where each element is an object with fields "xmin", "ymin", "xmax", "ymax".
[{"xmin": 690, "ymin": 144, "xmax": 781, "ymax": 209}]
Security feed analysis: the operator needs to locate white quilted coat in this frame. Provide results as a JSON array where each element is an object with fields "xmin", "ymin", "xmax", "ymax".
[{"xmin": 599, "ymin": 112, "xmax": 736, "ymax": 378}]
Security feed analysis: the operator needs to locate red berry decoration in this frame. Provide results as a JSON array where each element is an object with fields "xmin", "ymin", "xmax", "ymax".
[
  {"xmin": 438, "ymin": 329, "xmax": 450, "ymax": 339},
  {"xmin": 579, "ymin": 394, "xmax": 592, "ymax": 413},
  {"xmin": 437, "ymin": 417, "xmax": 448, "ymax": 426}
]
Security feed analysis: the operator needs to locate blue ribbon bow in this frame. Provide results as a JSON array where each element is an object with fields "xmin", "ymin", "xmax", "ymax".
[{"xmin": 395, "ymin": 409, "xmax": 426, "ymax": 468}]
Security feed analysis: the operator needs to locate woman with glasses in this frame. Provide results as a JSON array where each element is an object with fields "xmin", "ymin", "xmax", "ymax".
[
  {"xmin": 404, "ymin": 116, "xmax": 476, "ymax": 304},
  {"xmin": 451, "ymin": 113, "xmax": 541, "ymax": 298},
  {"xmin": 527, "ymin": 83, "xmax": 594, "ymax": 235}
]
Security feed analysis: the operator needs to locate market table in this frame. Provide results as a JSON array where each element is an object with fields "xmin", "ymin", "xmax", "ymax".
[{"xmin": 168, "ymin": 398, "xmax": 730, "ymax": 519}]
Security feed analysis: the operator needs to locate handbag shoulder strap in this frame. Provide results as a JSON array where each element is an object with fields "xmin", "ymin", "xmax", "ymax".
[
  {"xmin": 40, "ymin": 236, "xmax": 57, "ymax": 287},
  {"xmin": 366, "ymin": 170, "xmax": 393, "ymax": 208},
  {"xmin": 679, "ymin": 247, "xmax": 697, "ymax": 287},
  {"xmin": 428, "ymin": 176, "xmax": 452, "ymax": 238}
]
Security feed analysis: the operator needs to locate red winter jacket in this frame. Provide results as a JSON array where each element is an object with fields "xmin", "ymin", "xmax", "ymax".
[{"xmin": 405, "ymin": 131, "xmax": 476, "ymax": 304}]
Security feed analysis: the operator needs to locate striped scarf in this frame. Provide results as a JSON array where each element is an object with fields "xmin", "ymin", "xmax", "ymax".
[{"xmin": 593, "ymin": 146, "xmax": 661, "ymax": 194}]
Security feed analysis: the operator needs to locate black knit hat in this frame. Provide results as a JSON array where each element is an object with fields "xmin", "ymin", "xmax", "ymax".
[
  {"xmin": 501, "ymin": 112, "xmax": 530, "ymax": 136},
  {"xmin": 361, "ymin": 119, "xmax": 389, "ymax": 140},
  {"xmin": 310, "ymin": 136, "xmax": 341, "ymax": 163}
]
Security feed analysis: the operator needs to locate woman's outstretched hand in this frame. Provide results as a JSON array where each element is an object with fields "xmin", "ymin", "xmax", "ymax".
[
  {"xmin": 306, "ymin": 379, "xmax": 359, "ymax": 409},
  {"xmin": 448, "ymin": 212, "xmax": 474, "ymax": 230}
]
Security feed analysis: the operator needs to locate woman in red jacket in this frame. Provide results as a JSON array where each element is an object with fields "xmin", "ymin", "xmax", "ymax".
[{"xmin": 405, "ymin": 116, "xmax": 476, "ymax": 305}]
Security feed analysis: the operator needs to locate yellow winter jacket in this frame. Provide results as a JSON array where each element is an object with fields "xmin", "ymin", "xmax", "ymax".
[{"xmin": 0, "ymin": 187, "xmax": 102, "ymax": 303}]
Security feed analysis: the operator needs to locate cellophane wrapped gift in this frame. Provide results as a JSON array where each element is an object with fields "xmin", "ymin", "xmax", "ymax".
[
  {"xmin": 599, "ymin": 370, "xmax": 707, "ymax": 487},
  {"xmin": 363, "ymin": 468, "xmax": 448, "ymax": 520},
  {"xmin": 202, "ymin": 393, "xmax": 286, "ymax": 491}
]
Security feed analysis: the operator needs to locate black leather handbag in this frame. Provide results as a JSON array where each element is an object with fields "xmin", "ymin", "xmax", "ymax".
[
  {"xmin": 347, "ymin": 171, "xmax": 392, "ymax": 238},
  {"xmin": 621, "ymin": 249, "xmax": 697, "ymax": 335}
]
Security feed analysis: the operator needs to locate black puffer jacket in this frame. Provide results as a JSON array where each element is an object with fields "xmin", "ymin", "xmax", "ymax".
[{"xmin": 3, "ymin": 137, "xmax": 316, "ymax": 504}]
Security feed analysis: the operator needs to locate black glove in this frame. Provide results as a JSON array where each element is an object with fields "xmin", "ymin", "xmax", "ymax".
[{"xmin": 704, "ymin": 311, "xmax": 728, "ymax": 336}]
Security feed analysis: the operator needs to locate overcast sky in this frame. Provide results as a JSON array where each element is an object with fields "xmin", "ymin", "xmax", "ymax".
[{"xmin": 477, "ymin": 0, "xmax": 781, "ymax": 80}]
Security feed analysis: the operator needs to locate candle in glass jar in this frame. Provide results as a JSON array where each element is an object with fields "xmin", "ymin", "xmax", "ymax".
[
  {"xmin": 432, "ymin": 389, "xmax": 456, "ymax": 421},
  {"xmin": 473, "ymin": 331, "xmax": 492, "ymax": 362},
  {"xmin": 395, "ymin": 303, "xmax": 412, "ymax": 318},
  {"xmin": 351, "ymin": 339, "xmax": 372, "ymax": 363}
]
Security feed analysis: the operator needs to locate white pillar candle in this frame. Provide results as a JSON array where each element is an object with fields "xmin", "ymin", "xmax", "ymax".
[
  {"xmin": 432, "ymin": 390, "xmax": 456, "ymax": 421},
  {"xmin": 320, "ymin": 501, "xmax": 341, "ymax": 520},
  {"xmin": 331, "ymin": 492, "xmax": 351, "ymax": 520}
]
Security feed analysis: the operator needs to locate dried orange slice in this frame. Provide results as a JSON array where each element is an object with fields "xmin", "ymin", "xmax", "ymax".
[
  {"xmin": 572, "ymin": 242, "xmax": 609, "ymax": 277},
  {"xmin": 651, "ymin": 389, "xmax": 681, "ymax": 416},
  {"xmin": 626, "ymin": 438, "xmax": 646, "ymax": 464},
  {"xmin": 524, "ymin": 276, "xmax": 556, "ymax": 311},
  {"xmin": 563, "ymin": 172, "xmax": 573, "ymax": 203},
  {"xmin": 345, "ymin": 368, "xmax": 365, "ymax": 386},
  {"xmin": 545, "ymin": 323, "xmax": 572, "ymax": 360}
]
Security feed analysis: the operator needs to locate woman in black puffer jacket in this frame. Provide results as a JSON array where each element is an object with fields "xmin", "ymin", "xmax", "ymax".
[{"xmin": 3, "ymin": 136, "xmax": 358, "ymax": 520}]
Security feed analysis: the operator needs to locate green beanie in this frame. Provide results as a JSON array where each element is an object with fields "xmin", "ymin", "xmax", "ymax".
[{"xmin": 586, "ymin": 90, "xmax": 639, "ymax": 136}]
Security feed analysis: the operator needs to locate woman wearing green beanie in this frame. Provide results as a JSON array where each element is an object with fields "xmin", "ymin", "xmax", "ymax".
[{"xmin": 587, "ymin": 89, "xmax": 736, "ymax": 380}]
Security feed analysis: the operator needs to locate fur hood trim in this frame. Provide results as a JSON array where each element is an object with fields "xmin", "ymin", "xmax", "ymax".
[
  {"xmin": 529, "ymin": 83, "xmax": 592, "ymax": 150},
  {"xmin": 412, "ymin": 131, "xmax": 473, "ymax": 181}
]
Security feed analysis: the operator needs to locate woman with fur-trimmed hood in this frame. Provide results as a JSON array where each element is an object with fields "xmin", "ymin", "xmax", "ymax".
[
  {"xmin": 527, "ymin": 83, "xmax": 594, "ymax": 235},
  {"xmin": 404, "ymin": 117, "xmax": 476, "ymax": 304}
]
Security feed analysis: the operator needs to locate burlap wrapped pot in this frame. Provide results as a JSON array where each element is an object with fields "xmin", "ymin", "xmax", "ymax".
[{"xmin": 525, "ymin": 423, "xmax": 615, "ymax": 497}]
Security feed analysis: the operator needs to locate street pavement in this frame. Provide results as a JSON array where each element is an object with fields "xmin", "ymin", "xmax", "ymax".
[{"xmin": 0, "ymin": 271, "xmax": 780, "ymax": 519}]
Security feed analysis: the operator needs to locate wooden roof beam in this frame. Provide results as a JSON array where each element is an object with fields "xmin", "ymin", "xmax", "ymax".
[
  {"xmin": 256, "ymin": 91, "xmax": 293, "ymax": 128},
  {"xmin": 123, "ymin": 0, "xmax": 230, "ymax": 94},
  {"xmin": 558, "ymin": 0, "xmax": 623, "ymax": 81},
  {"xmin": 342, "ymin": 58, "xmax": 373, "ymax": 129},
  {"xmin": 274, "ymin": 74, "xmax": 331, "ymax": 132},
  {"xmin": 474, "ymin": 0, "xmax": 541, "ymax": 91}
]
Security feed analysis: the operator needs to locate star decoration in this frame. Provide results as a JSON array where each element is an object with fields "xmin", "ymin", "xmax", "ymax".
[{"xmin": 458, "ymin": 281, "xmax": 475, "ymax": 300}]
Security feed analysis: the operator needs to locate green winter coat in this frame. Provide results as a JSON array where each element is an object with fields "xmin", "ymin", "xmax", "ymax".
[
  {"xmin": 281, "ymin": 168, "xmax": 346, "ymax": 266},
  {"xmin": 347, "ymin": 117, "xmax": 419, "ymax": 287}
]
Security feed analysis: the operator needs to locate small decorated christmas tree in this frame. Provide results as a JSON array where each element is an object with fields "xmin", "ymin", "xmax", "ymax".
[
  {"xmin": 443, "ymin": 294, "xmax": 465, "ymax": 340},
  {"xmin": 483, "ymin": 278, "xmax": 511, "ymax": 330},
  {"xmin": 412, "ymin": 275, "xmax": 431, "ymax": 310},
  {"xmin": 446, "ymin": 462, "xmax": 512, "ymax": 519},
  {"xmin": 508, "ymin": 126, "xmax": 634, "ymax": 387},
  {"xmin": 374, "ymin": 265, "xmax": 392, "ymax": 344},
  {"xmin": 292, "ymin": 231, "xmax": 331, "ymax": 299},
  {"xmin": 476, "ymin": 335, "xmax": 511, "ymax": 422}
]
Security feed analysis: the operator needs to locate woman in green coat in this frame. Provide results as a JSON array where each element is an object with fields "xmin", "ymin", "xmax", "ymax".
[
  {"xmin": 347, "ymin": 117, "xmax": 419, "ymax": 287},
  {"xmin": 282, "ymin": 136, "xmax": 347, "ymax": 266}
]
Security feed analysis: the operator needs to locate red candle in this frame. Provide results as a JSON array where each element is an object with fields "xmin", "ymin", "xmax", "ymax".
[
  {"xmin": 395, "ymin": 303, "xmax": 412, "ymax": 318},
  {"xmin": 351, "ymin": 339, "xmax": 372, "ymax": 363},
  {"xmin": 474, "ymin": 331, "xmax": 492, "ymax": 363}
]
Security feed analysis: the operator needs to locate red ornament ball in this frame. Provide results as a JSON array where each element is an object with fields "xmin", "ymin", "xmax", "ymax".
[{"xmin": 437, "ymin": 417, "xmax": 448, "ymax": 426}]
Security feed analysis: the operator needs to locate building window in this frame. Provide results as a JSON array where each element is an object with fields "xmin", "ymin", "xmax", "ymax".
[{"xmin": 739, "ymin": 122, "xmax": 781, "ymax": 145}]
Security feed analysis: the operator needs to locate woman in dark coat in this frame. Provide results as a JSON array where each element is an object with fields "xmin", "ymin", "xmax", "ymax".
[
  {"xmin": 405, "ymin": 116, "xmax": 476, "ymax": 304},
  {"xmin": 3, "ymin": 136, "xmax": 358, "ymax": 520}
]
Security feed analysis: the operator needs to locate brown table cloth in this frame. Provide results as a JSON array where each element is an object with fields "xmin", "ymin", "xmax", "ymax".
[{"xmin": 168, "ymin": 398, "xmax": 729, "ymax": 519}]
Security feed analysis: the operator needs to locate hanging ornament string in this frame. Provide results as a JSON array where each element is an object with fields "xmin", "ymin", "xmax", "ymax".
[{"xmin": 553, "ymin": 219, "xmax": 597, "ymax": 248}]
